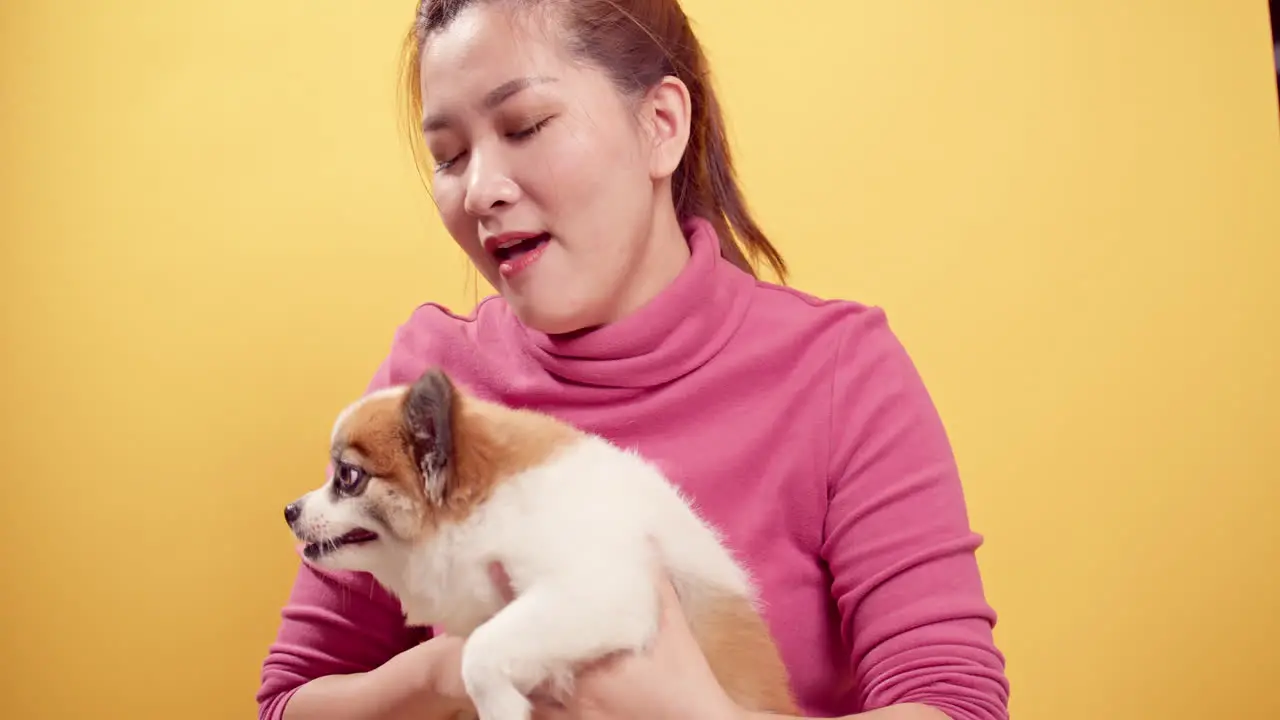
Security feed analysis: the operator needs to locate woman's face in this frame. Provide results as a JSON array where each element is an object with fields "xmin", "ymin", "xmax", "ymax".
[{"xmin": 418, "ymin": 4, "xmax": 690, "ymax": 335}]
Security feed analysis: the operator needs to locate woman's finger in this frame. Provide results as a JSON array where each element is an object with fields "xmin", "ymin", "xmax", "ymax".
[
  {"xmin": 528, "ymin": 689, "xmax": 573, "ymax": 720},
  {"xmin": 530, "ymin": 704, "xmax": 573, "ymax": 720},
  {"xmin": 487, "ymin": 561, "xmax": 516, "ymax": 604}
]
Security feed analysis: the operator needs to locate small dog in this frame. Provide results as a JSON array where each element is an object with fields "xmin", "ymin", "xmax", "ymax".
[{"xmin": 284, "ymin": 367, "xmax": 797, "ymax": 720}]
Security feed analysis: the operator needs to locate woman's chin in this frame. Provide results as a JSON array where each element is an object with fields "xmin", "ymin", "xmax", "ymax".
[{"xmin": 505, "ymin": 295, "xmax": 600, "ymax": 337}]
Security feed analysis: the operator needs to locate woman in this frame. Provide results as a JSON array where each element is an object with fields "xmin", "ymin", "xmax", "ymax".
[{"xmin": 257, "ymin": 1, "xmax": 1010, "ymax": 719}]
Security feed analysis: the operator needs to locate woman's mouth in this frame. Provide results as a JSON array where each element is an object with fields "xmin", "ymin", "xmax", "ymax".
[{"xmin": 490, "ymin": 232, "xmax": 551, "ymax": 279}]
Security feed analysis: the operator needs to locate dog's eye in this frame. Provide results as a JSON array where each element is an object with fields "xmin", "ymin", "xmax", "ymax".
[{"xmin": 335, "ymin": 463, "xmax": 366, "ymax": 493}]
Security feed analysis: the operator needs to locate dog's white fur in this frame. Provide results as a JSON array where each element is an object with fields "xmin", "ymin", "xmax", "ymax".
[{"xmin": 289, "ymin": 384, "xmax": 785, "ymax": 720}]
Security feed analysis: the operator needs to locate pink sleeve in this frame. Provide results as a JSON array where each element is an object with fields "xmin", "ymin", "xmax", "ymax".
[
  {"xmin": 256, "ymin": 356, "xmax": 429, "ymax": 720},
  {"xmin": 821, "ymin": 310, "xmax": 1010, "ymax": 720}
]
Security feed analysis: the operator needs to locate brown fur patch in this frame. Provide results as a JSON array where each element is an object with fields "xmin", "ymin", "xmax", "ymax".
[
  {"xmin": 332, "ymin": 376, "xmax": 579, "ymax": 538},
  {"xmin": 690, "ymin": 594, "xmax": 799, "ymax": 714},
  {"xmin": 437, "ymin": 392, "xmax": 579, "ymax": 521},
  {"xmin": 334, "ymin": 392, "xmax": 416, "ymax": 477}
]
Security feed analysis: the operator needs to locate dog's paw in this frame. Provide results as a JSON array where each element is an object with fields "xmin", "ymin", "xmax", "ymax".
[{"xmin": 461, "ymin": 654, "xmax": 533, "ymax": 720}]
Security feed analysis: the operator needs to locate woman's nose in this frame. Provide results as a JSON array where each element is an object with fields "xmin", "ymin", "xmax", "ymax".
[{"xmin": 463, "ymin": 151, "xmax": 521, "ymax": 216}]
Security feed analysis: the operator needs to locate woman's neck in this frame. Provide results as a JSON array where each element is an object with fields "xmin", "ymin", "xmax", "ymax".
[{"xmin": 601, "ymin": 199, "xmax": 692, "ymax": 327}]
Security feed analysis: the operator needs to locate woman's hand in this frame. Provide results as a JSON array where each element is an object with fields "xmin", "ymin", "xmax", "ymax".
[
  {"xmin": 413, "ymin": 633, "xmax": 473, "ymax": 711},
  {"xmin": 300, "ymin": 631, "xmax": 476, "ymax": 720},
  {"xmin": 487, "ymin": 562, "xmax": 744, "ymax": 720},
  {"xmin": 365, "ymin": 632, "xmax": 476, "ymax": 720}
]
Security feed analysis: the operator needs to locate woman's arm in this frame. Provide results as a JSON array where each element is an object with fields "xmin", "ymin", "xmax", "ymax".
[
  {"xmin": 257, "ymin": 555, "xmax": 459, "ymax": 720},
  {"xmin": 743, "ymin": 704, "xmax": 950, "ymax": 720},
  {"xmin": 279, "ymin": 630, "xmax": 469, "ymax": 720},
  {"xmin": 817, "ymin": 309, "xmax": 1010, "ymax": 720},
  {"xmin": 514, "ymin": 564, "xmax": 968, "ymax": 720}
]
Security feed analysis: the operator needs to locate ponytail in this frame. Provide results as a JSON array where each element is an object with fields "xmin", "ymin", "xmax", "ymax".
[{"xmin": 677, "ymin": 40, "xmax": 787, "ymax": 280}]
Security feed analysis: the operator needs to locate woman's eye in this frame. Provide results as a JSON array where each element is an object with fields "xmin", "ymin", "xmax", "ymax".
[
  {"xmin": 510, "ymin": 117, "xmax": 552, "ymax": 140},
  {"xmin": 433, "ymin": 152, "xmax": 464, "ymax": 171},
  {"xmin": 429, "ymin": 117, "xmax": 551, "ymax": 172}
]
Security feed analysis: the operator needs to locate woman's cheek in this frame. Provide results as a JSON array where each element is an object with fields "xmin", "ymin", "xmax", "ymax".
[
  {"xmin": 432, "ymin": 183, "xmax": 467, "ymax": 230},
  {"xmin": 431, "ymin": 176, "xmax": 462, "ymax": 213},
  {"xmin": 433, "ymin": 185, "xmax": 483, "ymax": 257},
  {"xmin": 535, "ymin": 129, "xmax": 606, "ymax": 199}
]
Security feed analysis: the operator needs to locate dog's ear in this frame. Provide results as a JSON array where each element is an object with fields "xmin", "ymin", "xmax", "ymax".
[{"xmin": 403, "ymin": 367, "xmax": 456, "ymax": 504}]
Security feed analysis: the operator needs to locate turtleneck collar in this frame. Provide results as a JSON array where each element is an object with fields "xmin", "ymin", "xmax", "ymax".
[{"xmin": 509, "ymin": 215, "xmax": 755, "ymax": 389}]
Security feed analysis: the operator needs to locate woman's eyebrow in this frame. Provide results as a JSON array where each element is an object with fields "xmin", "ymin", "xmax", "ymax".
[{"xmin": 421, "ymin": 75, "xmax": 559, "ymax": 133}]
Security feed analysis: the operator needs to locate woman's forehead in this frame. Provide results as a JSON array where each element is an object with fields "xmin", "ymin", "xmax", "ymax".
[{"xmin": 420, "ymin": 3, "xmax": 568, "ymax": 86}]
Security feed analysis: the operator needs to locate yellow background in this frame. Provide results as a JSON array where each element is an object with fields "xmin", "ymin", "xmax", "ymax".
[{"xmin": 2, "ymin": 1, "xmax": 1277, "ymax": 718}]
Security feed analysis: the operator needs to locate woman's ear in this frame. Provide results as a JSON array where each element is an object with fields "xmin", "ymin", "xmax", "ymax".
[{"xmin": 642, "ymin": 75, "xmax": 693, "ymax": 181}]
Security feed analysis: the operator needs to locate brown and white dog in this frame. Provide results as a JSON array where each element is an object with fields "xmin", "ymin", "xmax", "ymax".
[{"xmin": 283, "ymin": 367, "xmax": 797, "ymax": 720}]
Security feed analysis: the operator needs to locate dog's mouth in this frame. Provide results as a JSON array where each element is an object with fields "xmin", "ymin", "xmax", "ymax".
[{"xmin": 302, "ymin": 528, "xmax": 379, "ymax": 561}]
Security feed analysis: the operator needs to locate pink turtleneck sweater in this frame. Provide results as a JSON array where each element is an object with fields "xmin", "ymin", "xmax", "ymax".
[{"xmin": 256, "ymin": 218, "xmax": 1009, "ymax": 720}]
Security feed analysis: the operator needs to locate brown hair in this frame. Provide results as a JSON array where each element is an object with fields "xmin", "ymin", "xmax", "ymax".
[{"xmin": 398, "ymin": 0, "xmax": 788, "ymax": 281}]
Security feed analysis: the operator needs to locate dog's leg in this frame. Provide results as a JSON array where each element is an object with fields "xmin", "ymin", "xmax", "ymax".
[{"xmin": 460, "ymin": 575, "xmax": 659, "ymax": 720}]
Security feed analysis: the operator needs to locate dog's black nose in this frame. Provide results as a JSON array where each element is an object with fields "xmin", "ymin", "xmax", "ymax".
[{"xmin": 284, "ymin": 502, "xmax": 301, "ymax": 525}]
